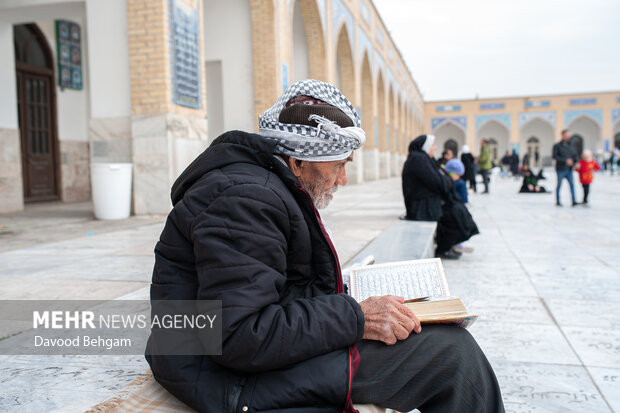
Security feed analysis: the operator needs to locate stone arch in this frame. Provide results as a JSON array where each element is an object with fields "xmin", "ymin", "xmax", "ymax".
[
  {"xmin": 398, "ymin": 95, "xmax": 404, "ymax": 154},
  {"xmin": 360, "ymin": 52, "xmax": 374, "ymax": 149},
  {"xmin": 376, "ymin": 71, "xmax": 388, "ymax": 178},
  {"xmin": 376, "ymin": 71, "xmax": 386, "ymax": 152},
  {"xmin": 290, "ymin": 0, "xmax": 327, "ymax": 82},
  {"xmin": 335, "ymin": 23, "xmax": 354, "ymax": 106},
  {"xmin": 520, "ymin": 117, "xmax": 554, "ymax": 167},
  {"xmin": 402, "ymin": 100, "xmax": 408, "ymax": 155},
  {"xmin": 204, "ymin": 0, "xmax": 255, "ymax": 136},
  {"xmin": 360, "ymin": 51, "xmax": 377, "ymax": 182},
  {"xmin": 249, "ymin": 0, "xmax": 277, "ymax": 124},
  {"xmin": 387, "ymin": 84, "xmax": 395, "ymax": 152},
  {"xmin": 434, "ymin": 121, "xmax": 466, "ymax": 156},
  {"xmin": 567, "ymin": 115, "xmax": 600, "ymax": 154},
  {"xmin": 477, "ymin": 120, "xmax": 510, "ymax": 163}
]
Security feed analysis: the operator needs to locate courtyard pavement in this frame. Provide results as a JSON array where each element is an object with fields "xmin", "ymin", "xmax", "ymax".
[{"xmin": 0, "ymin": 169, "xmax": 619, "ymax": 412}]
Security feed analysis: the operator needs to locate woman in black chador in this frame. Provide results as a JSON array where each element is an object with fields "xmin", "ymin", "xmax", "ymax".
[{"xmin": 402, "ymin": 135, "xmax": 479, "ymax": 259}]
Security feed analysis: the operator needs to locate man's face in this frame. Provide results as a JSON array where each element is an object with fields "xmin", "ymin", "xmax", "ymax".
[
  {"xmin": 562, "ymin": 131, "xmax": 570, "ymax": 142},
  {"xmin": 296, "ymin": 156, "xmax": 352, "ymax": 209}
]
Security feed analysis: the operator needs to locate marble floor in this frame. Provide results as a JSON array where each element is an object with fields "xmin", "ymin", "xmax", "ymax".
[{"xmin": 0, "ymin": 170, "xmax": 619, "ymax": 412}]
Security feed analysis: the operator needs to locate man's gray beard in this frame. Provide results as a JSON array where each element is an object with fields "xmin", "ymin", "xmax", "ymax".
[
  {"xmin": 300, "ymin": 176, "xmax": 338, "ymax": 209},
  {"xmin": 312, "ymin": 185, "xmax": 338, "ymax": 209}
]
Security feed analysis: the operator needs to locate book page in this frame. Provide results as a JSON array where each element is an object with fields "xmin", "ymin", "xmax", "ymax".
[{"xmin": 349, "ymin": 258, "xmax": 450, "ymax": 302}]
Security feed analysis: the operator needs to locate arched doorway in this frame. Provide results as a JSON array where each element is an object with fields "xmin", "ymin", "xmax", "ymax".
[
  {"xmin": 477, "ymin": 120, "xmax": 509, "ymax": 163},
  {"xmin": 377, "ymin": 71, "xmax": 386, "ymax": 151},
  {"xmin": 570, "ymin": 134, "xmax": 584, "ymax": 157},
  {"xmin": 360, "ymin": 52, "xmax": 376, "ymax": 181},
  {"xmin": 567, "ymin": 115, "xmax": 599, "ymax": 154},
  {"xmin": 361, "ymin": 53, "xmax": 373, "ymax": 147},
  {"xmin": 520, "ymin": 118, "xmax": 554, "ymax": 167},
  {"xmin": 434, "ymin": 121, "xmax": 465, "ymax": 155},
  {"xmin": 526, "ymin": 137, "xmax": 541, "ymax": 167},
  {"xmin": 615, "ymin": 133, "xmax": 620, "ymax": 150},
  {"xmin": 376, "ymin": 72, "xmax": 388, "ymax": 178},
  {"xmin": 335, "ymin": 24, "xmax": 354, "ymax": 104},
  {"xmin": 14, "ymin": 23, "xmax": 59, "ymax": 202}
]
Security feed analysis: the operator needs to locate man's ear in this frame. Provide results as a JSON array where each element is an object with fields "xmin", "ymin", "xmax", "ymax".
[{"xmin": 286, "ymin": 157, "xmax": 305, "ymax": 178}]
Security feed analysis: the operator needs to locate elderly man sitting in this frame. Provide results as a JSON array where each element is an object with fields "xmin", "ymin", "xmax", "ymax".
[{"xmin": 146, "ymin": 79, "xmax": 504, "ymax": 412}]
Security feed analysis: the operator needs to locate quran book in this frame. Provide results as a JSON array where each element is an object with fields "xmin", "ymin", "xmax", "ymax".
[
  {"xmin": 404, "ymin": 297, "xmax": 477, "ymax": 328},
  {"xmin": 348, "ymin": 258, "xmax": 477, "ymax": 328}
]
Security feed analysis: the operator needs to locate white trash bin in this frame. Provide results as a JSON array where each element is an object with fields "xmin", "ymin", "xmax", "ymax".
[{"xmin": 91, "ymin": 163, "xmax": 133, "ymax": 220}]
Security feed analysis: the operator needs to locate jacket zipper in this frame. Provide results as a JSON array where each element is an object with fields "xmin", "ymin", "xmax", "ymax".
[
  {"xmin": 295, "ymin": 185, "xmax": 352, "ymax": 411},
  {"xmin": 228, "ymin": 377, "xmax": 246, "ymax": 413}
]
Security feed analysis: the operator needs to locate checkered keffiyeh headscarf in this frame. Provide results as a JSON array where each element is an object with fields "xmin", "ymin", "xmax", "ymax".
[{"xmin": 258, "ymin": 79, "xmax": 366, "ymax": 161}]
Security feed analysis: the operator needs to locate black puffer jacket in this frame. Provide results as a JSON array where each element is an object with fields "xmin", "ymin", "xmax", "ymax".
[
  {"xmin": 402, "ymin": 136, "xmax": 451, "ymax": 221},
  {"xmin": 146, "ymin": 131, "xmax": 365, "ymax": 413}
]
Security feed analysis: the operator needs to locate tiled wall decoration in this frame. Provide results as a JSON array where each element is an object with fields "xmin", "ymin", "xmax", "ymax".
[
  {"xmin": 563, "ymin": 109, "xmax": 603, "ymax": 127},
  {"xmin": 475, "ymin": 113, "xmax": 511, "ymax": 131},
  {"xmin": 525, "ymin": 100, "xmax": 550, "ymax": 108},
  {"xmin": 569, "ymin": 98, "xmax": 596, "ymax": 105},
  {"xmin": 431, "ymin": 116, "xmax": 467, "ymax": 132},
  {"xmin": 518, "ymin": 111, "xmax": 556, "ymax": 129}
]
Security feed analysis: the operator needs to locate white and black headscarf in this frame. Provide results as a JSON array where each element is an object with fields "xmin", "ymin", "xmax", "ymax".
[{"xmin": 258, "ymin": 79, "xmax": 366, "ymax": 162}]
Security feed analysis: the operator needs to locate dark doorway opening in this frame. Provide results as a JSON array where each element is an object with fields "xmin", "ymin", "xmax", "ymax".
[
  {"xmin": 444, "ymin": 139, "xmax": 458, "ymax": 156},
  {"xmin": 570, "ymin": 134, "xmax": 584, "ymax": 157},
  {"xmin": 14, "ymin": 23, "xmax": 59, "ymax": 202}
]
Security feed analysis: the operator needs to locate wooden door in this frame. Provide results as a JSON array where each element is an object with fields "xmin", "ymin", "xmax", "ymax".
[
  {"xmin": 17, "ymin": 70, "xmax": 58, "ymax": 201},
  {"xmin": 14, "ymin": 23, "xmax": 59, "ymax": 202}
]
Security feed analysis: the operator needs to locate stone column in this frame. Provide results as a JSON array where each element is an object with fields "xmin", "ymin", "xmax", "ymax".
[
  {"xmin": 0, "ymin": 22, "xmax": 24, "ymax": 213},
  {"xmin": 127, "ymin": 0, "xmax": 207, "ymax": 215}
]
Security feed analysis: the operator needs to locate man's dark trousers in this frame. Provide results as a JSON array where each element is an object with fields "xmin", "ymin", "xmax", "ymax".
[
  {"xmin": 555, "ymin": 168, "xmax": 576, "ymax": 205},
  {"xmin": 352, "ymin": 325, "xmax": 505, "ymax": 412},
  {"xmin": 480, "ymin": 169, "xmax": 490, "ymax": 193}
]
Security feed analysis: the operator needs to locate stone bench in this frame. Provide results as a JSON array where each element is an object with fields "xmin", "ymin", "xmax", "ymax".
[{"xmin": 345, "ymin": 219, "xmax": 437, "ymax": 267}]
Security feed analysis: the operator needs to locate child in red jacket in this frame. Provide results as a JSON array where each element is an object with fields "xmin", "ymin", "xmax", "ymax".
[{"xmin": 575, "ymin": 149, "xmax": 600, "ymax": 205}]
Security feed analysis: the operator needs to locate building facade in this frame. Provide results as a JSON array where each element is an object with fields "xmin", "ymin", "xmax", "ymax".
[
  {"xmin": 425, "ymin": 92, "xmax": 620, "ymax": 167},
  {"xmin": 0, "ymin": 0, "xmax": 424, "ymax": 214}
]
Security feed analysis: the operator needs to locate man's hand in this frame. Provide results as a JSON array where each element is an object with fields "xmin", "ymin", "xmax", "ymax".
[
  {"xmin": 566, "ymin": 158, "xmax": 574, "ymax": 166},
  {"xmin": 359, "ymin": 295, "xmax": 422, "ymax": 345}
]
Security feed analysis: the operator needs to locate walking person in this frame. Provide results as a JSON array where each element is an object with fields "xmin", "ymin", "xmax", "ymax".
[
  {"xmin": 479, "ymin": 139, "xmax": 492, "ymax": 193},
  {"xmin": 575, "ymin": 149, "xmax": 601, "ymax": 206},
  {"xmin": 461, "ymin": 145, "xmax": 477, "ymax": 193},
  {"xmin": 552, "ymin": 129, "xmax": 578, "ymax": 206}
]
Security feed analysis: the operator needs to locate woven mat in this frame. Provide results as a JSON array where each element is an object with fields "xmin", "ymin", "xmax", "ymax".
[
  {"xmin": 86, "ymin": 369, "xmax": 387, "ymax": 413},
  {"xmin": 86, "ymin": 370, "xmax": 195, "ymax": 413}
]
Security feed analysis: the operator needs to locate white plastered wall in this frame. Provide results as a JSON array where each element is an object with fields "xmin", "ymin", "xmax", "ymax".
[
  {"xmin": 85, "ymin": 0, "xmax": 130, "ymax": 119},
  {"xmin": 36, "ymin": 19, "xmax": 89, "ymax": 144},
  {"xmin": 0, "ymin": 23, "xmax": 18, "ymax": 129},
  {"xmin": 203, "ymin": 0, "xmax": 254, "ymax": 136},
  {"xmin": 291, "ymin": 3, "xmax": 309, "ymax": 83}
]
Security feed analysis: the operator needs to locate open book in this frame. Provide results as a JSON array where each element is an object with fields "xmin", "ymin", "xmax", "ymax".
[{"xmin": 348, "ymin": 258, "xmax": 477, "ymax": 328}]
